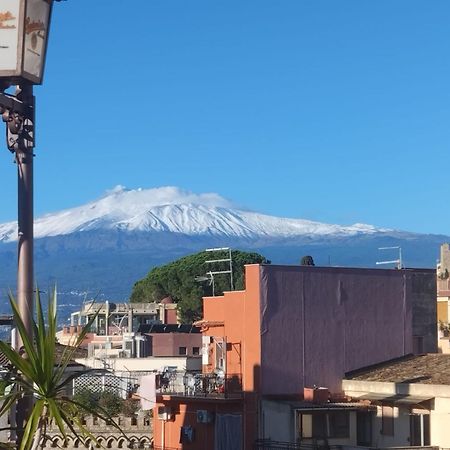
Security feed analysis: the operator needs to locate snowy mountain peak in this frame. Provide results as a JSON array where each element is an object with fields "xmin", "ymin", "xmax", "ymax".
[{"xmin": 0, "ymin": 186, "xmax": 388, "ymax": 243}]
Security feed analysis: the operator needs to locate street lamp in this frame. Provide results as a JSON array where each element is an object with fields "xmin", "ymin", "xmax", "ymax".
[
  {"xmin": 0, "ymin": 0, "xmax": 56, "ymax": 343},
  {"xmin": 0, "ymin": 0, "xmax": 58, "ymax": 443}
]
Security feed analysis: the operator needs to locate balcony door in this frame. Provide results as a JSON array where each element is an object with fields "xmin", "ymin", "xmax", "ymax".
[{"xmin": 410, "ymin": 413, "xmax": 430, "ymax": 446}]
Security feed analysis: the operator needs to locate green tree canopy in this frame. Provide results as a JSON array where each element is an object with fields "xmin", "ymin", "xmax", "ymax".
[
  {"xmin": 130, "ymin": 250, "xmax": 269, "ymax": 323},
  {"xmin": 300, "ymin": 255, "xmax": 315, "ymax": 266}
]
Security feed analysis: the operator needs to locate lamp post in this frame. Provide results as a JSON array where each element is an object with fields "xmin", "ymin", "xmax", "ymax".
[{"xmin": 0, "ymin": 0, "xmax": 57, "ymax": 441}]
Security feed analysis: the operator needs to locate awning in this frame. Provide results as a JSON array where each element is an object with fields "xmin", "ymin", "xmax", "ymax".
[
  {"xmin": 354, "ymin": 393, "xmax": 433, "ymax": 405},
  {"xmin": 289, "ymin": 401, "xmax": 376, "ymax": 412}
]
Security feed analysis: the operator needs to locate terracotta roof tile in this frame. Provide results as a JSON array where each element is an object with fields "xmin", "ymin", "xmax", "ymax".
[{"xmin": 346, "ymin": 354, "xmax": 450, "ymax": 385}]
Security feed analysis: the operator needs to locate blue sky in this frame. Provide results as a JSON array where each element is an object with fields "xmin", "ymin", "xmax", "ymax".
[{"xmin": 0, "ymin": 0, "xmax": 448, "ymax": 234}]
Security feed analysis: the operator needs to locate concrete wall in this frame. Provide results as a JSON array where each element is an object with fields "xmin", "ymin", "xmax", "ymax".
[
  {"xmin": 75, "ymin": 355, "xmax": 202, "ymax": 372},
  {"xmin": 259, "ymin": 265, "xmax": 436, "ymax": 395},
  {"xmin": 261, "ymin": 399, "xmax": 359, "ymax": 445},
  {"xmin": 261, "ymin": 399, "xmax": 294, "ymax": 442},
  {"xmin": 371, "ymin": 405, "xmax": 410, "ymax": 448}
]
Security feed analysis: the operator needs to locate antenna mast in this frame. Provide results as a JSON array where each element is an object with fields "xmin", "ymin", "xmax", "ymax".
[
  {"xmin": 204, "ymin": 247, "xmax": 234, "ymax": 295},
  {"xmin": 376, "ymin": 246, "xmax": 403, "ymax": 269}
]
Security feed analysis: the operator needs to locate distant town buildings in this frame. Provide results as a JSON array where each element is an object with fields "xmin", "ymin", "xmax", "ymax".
[{"xmin": 56, "ymin": 298, "xmax": 202, "ymax": 396}]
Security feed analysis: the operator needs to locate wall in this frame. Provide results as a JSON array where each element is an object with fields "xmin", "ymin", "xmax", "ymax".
[
  {"xmin": 430, "ymin": 397, "xmax": 450, "ymax": 447},
  {"xmin": 410, "ymin": 271, "xmax": 437, "ymax": 352},
  {"xmin": 165, "ymin": 308, "xmax": 178, "ymax": 324},
  {"xmin": 153, "ymin": 264, "xmax": 262, "ymax": 450},
  {"xmin": 437, "ymin": 299, "xmax": 448, "ymax": 323},
  {"xmin": 75, "ymin": 355, "xmax": 201, "ymax": 372},
  {"xmin": 440, "ymin": 244, "xmax": 450, "ymax": 272},
  {"xmin": 260, "ymin": 399, "xmax": 294, "ymax": 442},
  {"xmin": 261, "ymin": 399, "xmax": 359, "ymax": 445},
  {"xmin": 202, "ymin": 264, "xmax": 262, "ymax": 450},
  {"xmin": 371, "ymin": 405, "xmax": 411, "ymax": 448},
  {"xmin": 202, "ymin": 264, "xmax": 261, "ymax": 392},
  {"xmin": 149, "ymin": 333, "xmax": 201, "ymax": 357},
  {"xmin": 43, "ymin": 415, "xmax": 152, "ymax": 450},
  {"xmin": 153, "ymin": 398, "xmax": 242, "ymax": 450},
  {"xmin": 259, "ymin": 265, "xmax": 436, "ymax": 395}
]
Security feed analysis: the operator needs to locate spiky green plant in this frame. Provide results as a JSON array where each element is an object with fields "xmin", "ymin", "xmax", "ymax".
[{"xmin": 0, "ymin": 288, "xmax": 123, "ymax": 450}]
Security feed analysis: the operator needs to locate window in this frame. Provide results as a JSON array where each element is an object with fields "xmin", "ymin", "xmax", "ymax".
[
  {"xmin": 357, "ymin": 411, "xmax": 372, "ymax": 446},
  {"xmin": 328, "ymin": 411, "xmax": 350, "ymax": 438},
  {"xmin": 193, "ymin": 347, "xmax": 200, "ymax": 355},
  {"xmin": 178, "ymin": 346, "xmax": 187, "ymax": 355},
  {"xmin": 298, "ymin": 412, "xmax": 350, "ymax": 439},
  {"xmin": 410, "ymin": 413, "xmax": 430, "ymax": 446},
  {"xmin": 381, "ymin": 406, "xmax": 394, "ymax": 436}
]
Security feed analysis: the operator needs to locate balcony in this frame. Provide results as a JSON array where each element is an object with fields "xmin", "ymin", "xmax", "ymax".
[
  {"xmin": 254, "ymin": 442, "xmax": 439, "ymax": 450},
  {"xmin": 156, "ymin": 371, "xmax": 242, "ymax": 399}
]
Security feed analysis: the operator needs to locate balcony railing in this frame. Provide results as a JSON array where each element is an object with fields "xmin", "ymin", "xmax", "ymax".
[
  {"xmin": 156, "ymin": 371, "xmax": 242, "ymax": 399},
  {"xmin": 254, "ymin": 442, "xmax": 439, "ymax": 450}
]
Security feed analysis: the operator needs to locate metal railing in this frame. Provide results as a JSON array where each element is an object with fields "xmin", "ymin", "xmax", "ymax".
[
  {"xmin": 254, "ymin": 440, "xmax": 339, "ymax": 450},
  {"xmin": 254, "ymin": 442, "xmax": 439, "ymax": 450},
  {"xmin": 156, "ymin": 370, "xmax": 242, "ymax": 398}
]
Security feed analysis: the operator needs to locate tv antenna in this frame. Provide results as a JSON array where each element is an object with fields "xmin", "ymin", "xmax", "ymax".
[
  {"xmin": 376, "ymin": 246, "xmax": 403, "ymax": 269},
  {"xmin": 194, "ymin": 247, "xmax": 234, "ymax": 296}
]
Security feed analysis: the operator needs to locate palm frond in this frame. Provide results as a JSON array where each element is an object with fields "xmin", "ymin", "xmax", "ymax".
[
  {"xmin": 0, "ymin": 288, "xmax": 126, "ymax": 450},
  {"xmin": 19, "ymin": 399, "xmax": 44, "ymax": 450}
]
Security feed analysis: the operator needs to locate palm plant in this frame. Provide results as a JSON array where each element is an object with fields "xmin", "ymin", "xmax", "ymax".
[{"xmin": 0, "ymin": 288, "xmax": 122, "ymax": 450}]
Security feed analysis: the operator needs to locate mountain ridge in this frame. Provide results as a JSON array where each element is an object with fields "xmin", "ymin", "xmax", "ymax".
[
  {"xmin": 0, "ymin": 186, "xmax": 443, "ymax": 317},
  {"xmin": 0, "ymin": 185, "xmax": 392, "ymax": 243}
]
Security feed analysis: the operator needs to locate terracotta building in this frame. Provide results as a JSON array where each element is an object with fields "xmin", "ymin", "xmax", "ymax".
[{"xmin": 153, "ymin": 263, "xmax": 436, "ymax": 450}]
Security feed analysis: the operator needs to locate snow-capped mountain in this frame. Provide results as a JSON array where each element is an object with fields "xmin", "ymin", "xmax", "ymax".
[
  {"xmin": 0, "ymin": 186, "xmax": 444, "ymax": 315},
  {"xmin": 0, "ymin": 185, "xmax": 387, "ymax": 243}
]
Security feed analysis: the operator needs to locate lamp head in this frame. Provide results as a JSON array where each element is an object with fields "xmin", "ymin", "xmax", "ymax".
[{"xmin": 0, "ymin": 0, "xmax": 55, "ymax": 85}]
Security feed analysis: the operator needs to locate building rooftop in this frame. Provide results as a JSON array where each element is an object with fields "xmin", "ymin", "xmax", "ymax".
[
  {"xmin": 0, "ymin": 343, "xmax": 88, "ymax": 370},
  {"xmin": 138, "ymin": 324, "xmax": 201, "ymax": 334},
  {"xmin": 346, "ymin": 354, "xmax": 450, "ymax": 385}
]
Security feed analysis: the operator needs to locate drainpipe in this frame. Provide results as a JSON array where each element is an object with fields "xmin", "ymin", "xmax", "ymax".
[{"xmin": 105, "ymin": 300, "xmax": 109, "ymax": 337}]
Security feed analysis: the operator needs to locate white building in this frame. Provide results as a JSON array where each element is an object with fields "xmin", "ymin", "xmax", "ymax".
[{"xmin": 343, "ymin": 353, "xmax": 450, "ymax": 448}]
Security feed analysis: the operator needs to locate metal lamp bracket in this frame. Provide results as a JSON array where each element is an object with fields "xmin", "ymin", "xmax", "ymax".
[{"xmin": 0, "ymin": 89, "xmax": 35, "ymax": 156}]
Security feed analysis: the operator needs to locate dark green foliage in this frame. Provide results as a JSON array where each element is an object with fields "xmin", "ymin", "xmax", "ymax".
[
  {"xmin": 73, "ymin": 390, "xmax": 126, "ymax": 418},
  {"xmin": 98, "ymin": 391, "xmax": 123, "ymax": 417},
  {"xmin": 130, "ymin": 250, "xmax": 269, "ymax": 323},
  {"xmin": 121, "ymin": 398, "xmax": 140, "ymax": 417},
  {"xmin": 300, "ymin": 255, "xmax": 315, "ymax": 266},
  {"xmin": 72, "ymin": 389, "xmax": 99, "ymax": 417}
]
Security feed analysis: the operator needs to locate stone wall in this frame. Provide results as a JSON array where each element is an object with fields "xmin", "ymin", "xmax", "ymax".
[{"xmin": 43, "ymin": 416, "xmax": 153, "ymax": 449}]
